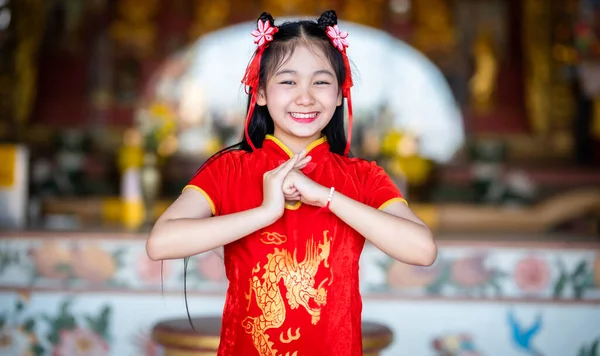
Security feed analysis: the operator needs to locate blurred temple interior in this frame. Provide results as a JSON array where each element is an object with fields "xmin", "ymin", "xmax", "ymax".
[{"xmin": 0, "ymin": 0, "xmax": 599, "ymax": 355}]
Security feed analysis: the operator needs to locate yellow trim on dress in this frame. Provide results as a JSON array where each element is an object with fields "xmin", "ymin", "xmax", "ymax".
[
  {"xmin": 183, "ymin": 185, "xmax": 216, "ymax": 215},
  {"xmin": 378, "ymin": 197, "xmax": 408, "ymax": 210},
  {"xmin": 284, "ymin": 200, "xmax": 302, "ymax": 210},
  {"xmin": 265, "ymin": 134, "xmax": 328, "ymax": 158},
  {"xmin": 264, "ymin": 135, "xmax": 327, "ymax": 210}
]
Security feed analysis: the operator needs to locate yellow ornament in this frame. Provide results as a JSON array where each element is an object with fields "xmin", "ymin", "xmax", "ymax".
[
  {"xmin": 117, "ymin": 128, "xmax": 144, "ymax": 172},
  {"xmin": 380, "ymin": 130, "xmax": 433, "ymax": 186},
  {"xmin": 203, "ymin": 136, "xmax": 223, "ymax": 156},
  {"xmin": 393, "ymin": 155, "xmax": 433, "ymax": 186}
]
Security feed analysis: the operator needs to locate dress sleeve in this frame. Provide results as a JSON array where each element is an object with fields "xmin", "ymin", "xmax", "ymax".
[
  {"xmin": 362, "ymin": 161, "xmax": 407, "ymax": 210},
  {"xmin": 182, "ymin": 153, "xmax": 230, "ymax": 216}
]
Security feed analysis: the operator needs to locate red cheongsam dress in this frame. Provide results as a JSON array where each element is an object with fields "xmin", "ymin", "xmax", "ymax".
[{"xmin": 184, "ymin": 135, "xmax": 406, "ymax": 356}]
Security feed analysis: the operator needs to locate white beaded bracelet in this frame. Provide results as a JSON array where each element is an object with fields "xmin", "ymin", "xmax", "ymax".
[{"xmin": 325, "ymin": 187, "xmax": 335, "ymax": 210}]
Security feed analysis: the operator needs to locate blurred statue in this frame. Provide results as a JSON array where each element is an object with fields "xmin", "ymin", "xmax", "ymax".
[{"xmin": 469, "ymin": 29, "xmax": 499, "ymax": 113}]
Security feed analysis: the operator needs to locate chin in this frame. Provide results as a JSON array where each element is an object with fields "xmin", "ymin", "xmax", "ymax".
[
  {"xmin": 288, "ymin": 121, "xmax": 327, "ymax": 136},
  {"xmin": 288, "ymin": 128, "xmax": 323, "ymax": 139}
]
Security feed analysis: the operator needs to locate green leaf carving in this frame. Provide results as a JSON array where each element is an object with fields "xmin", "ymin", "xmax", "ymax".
[{"xmin": 23, "ymin": 318, "xmax": 35, "ymax": 333}]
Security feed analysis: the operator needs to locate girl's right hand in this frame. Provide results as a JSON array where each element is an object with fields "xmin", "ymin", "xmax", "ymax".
[{"xmin": 260, "ymin": 150, "xmax": 309, "ymax": 221}]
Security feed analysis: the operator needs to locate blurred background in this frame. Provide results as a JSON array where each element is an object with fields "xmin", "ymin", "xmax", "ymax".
[{"xmin": 0, "ymin": 0, "xmax": 599, "ymax": 355}]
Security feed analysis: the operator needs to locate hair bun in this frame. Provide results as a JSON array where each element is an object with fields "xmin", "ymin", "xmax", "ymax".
[
  {"xmin": 258, "ymin": 12, "xmax": 275, "ymax": 26},
  {"xmin": 317, "ymin": 10, "xmax": 338, "ymax": 30}
]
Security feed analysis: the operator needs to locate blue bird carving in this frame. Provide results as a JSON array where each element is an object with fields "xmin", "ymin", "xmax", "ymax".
[{"xmin": 507, "ymin": 310, "xmax": 544, "ymax": 356}]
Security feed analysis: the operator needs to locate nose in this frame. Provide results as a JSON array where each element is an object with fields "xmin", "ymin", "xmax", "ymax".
[{"xmin": 295, "ymin": 86, "xmax": 315, "ymax": 106}]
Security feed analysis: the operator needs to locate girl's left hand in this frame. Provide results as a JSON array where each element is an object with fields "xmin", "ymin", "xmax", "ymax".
[{"xmin": 283, "ymin": 169, "xmax": 329, "ymax": 207}]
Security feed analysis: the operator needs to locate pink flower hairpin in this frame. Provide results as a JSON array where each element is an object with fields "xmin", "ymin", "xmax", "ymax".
[
  {"xmin": 326, "ymin": 25, "xmax": 349, "ymax": 53},
  {"xmin": 252, "ymin": 19, "xmax": 278, "ymax": 47}
]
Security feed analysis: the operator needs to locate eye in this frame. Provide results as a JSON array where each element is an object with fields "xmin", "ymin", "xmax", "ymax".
[
  {"xmin": 279, "ymin": 80, "xmax": 295, "ymax": 85},
  {"xmin": 314, "ymin": 81, "xmax": 330, "ymax": 85}
]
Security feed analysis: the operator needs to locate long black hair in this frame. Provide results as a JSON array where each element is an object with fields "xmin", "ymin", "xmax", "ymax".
[{"xmin": 180, "ymin": 10, "xmax": 351, "ymax": 330}]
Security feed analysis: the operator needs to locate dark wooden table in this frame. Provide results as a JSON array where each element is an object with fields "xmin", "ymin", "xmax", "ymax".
[{"xmin": 153, "ymin": 316, "xmax": 393, "ymax": 356}]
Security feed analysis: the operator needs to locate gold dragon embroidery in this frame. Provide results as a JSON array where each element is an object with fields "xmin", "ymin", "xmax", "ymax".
[
  {"xmin": 261, "ymin": 231, "xmax": 287, "ymax": 245},
  {"xmin": 242, "ymin": 230, "xmax": 332, "ymax": 356}
]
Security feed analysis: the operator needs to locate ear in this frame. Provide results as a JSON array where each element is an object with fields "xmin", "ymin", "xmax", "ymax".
[
  {"xmin": 256, "ymin": 88, "xmax": 267, "ymax": 106},
  {"xmin": 337, "ymin": 90, "xmax": 343, "ymax": 106}
]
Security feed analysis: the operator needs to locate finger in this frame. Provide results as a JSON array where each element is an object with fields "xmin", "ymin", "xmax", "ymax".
[
  {"xmin": 295, "ymin": 155, "xmax": 311, "ymax": 165},
  {"xmin": 294, "ymin": 156, "xmax": 312, "ymax": 169},
  {"xmin": 295, "ymin": 162, "xmax": 310, "ymax": 170},
  {"xmin": 277, "ymin": 152, "xmax": 304, "ymax": 177},
  {"xmin": 284, "ymin": 194, "xmax": 301, "ymax": 201},
  {"xmin": 288, "ymin": 193, "xmax": 301, "ymax": 200},
  {"xmin": 296, "ymin": 149, "xmax": 307, "ymax": 160},
  {"xmin": 270, "ymin": 154, "xmax": 300, "ymax": 175},
  {"xmin": 282, "ymin": 185, "xmax": 297, "ymax": 195}
]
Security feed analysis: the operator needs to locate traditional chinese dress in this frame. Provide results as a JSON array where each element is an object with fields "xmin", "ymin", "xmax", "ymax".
[{"xmin": 185, "ymin": 135, "xmax": 405, "ymax": 356}]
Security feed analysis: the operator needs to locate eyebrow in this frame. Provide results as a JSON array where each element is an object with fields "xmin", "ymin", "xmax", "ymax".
[{"xmin": 274, "ymin": 69, "xmax": 334, "ymax": 77}]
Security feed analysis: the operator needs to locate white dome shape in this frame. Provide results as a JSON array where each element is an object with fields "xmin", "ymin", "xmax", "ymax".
[{"xmin": 151, "ymin": 18, "xmax": 465, "ymax": 162}]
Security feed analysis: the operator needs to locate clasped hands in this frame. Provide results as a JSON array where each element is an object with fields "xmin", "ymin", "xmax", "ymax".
[{"xmin": 261, "ymin": 150, "xmax": 330, "ymax": 218}]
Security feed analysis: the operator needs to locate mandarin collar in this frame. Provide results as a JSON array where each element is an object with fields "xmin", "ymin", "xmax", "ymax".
[{"xmin": 261, "ymin": 135, "xmax": 330, "ymax": 165}]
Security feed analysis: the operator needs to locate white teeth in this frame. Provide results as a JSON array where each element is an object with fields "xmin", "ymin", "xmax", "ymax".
[{"xmin": 291, "ymin": 112, "xmax": 317, "ymax": 119}]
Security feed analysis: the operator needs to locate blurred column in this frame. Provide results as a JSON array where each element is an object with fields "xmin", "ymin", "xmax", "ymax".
[
  {"xmin": 522, "ymin": 0, "xmax": 578, "ymax": 158},
  {"xmin": 0, "ymin": 0, "xmax": 45, "ymax": 142}
]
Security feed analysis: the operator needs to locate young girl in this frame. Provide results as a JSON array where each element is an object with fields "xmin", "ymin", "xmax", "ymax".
[{"xmin": 147, "ymin": 10, "xmax": 436, "ymax": 356}]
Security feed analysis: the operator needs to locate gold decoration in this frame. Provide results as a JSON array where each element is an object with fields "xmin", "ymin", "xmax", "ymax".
[
  {"xmin": 117, "ymin": 128, "xmax": 144, "ymax": 172},
  {"xmin": 279, "ymin": 328, "xmax": 301, "ymax": 344},
  {"xmin": 522, "ymin": 0, "xmax": 576, "ymax": 156},
  {"xmin": 380, "ymin": 131, "xmax": 432, "ymax": 186},
  {"xmin": 523, "ymin": 0, "xmax": 551, "ymax": 134},
  {"xmin": 260, "ymin": 0, "xmax": 314, "ymax": 17},
  {"xmin": 594, "ymin": 100, "xmax": 600, "ymax": 140},
  {"xmin": 110, "ymin": 0, "xmax": 159, "ymax": 58},
  {"xmin": 260, "ymin": 231, "xmax": 288, "ymax": 245},
  {"xmin": 10, "ymin": 0, "xmax": 45, "ymax": 136},
  {"xmin": 469, "ymin": 29, "xmax": 499, "ymax": 113},
  {"xmin": 117, "ymin": 124, "xmax": 146, "ymax": 230},
  {"xmin": 189, "ymin": 0, "xmax": 231, "ymax": 39},
  {"xmin": 341, "ymin": 0, "xmax": 386, "ymax": 27},
  {"xmin": 411, "ymin": 0, "xmax": 457, "ymax": 54},
  {"xmin": 138, "ymin": 102, "xmax": 179, "ymax": 158},
  {"xmin": 244, "ymin": 230, "xmax": 332, "ymax": 355},
  {"xmin": 314, "ymin": 0, "xmax": 336, "ymax": 14},
  {"xmin": 152, "ymin": 329, "xmax": 221, "ymax": 351},
  {"xmin": 0, "ymin": 145, "xmax": 16, "ymax": 187}
]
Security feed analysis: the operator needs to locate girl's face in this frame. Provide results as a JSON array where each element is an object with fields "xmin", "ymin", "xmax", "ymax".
[{"xmin": 257, "ymin": 44, "xmax": 342, "ymax": 148}]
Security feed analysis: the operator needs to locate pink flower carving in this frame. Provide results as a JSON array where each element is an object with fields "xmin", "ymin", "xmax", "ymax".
[
  {"xmin": 30, "ymin": 242, "xmax": 72, "ymax": 280},
  {"xmin": 326, "ymin": 25, "xmax": 349, "ymax": 52},
  {"xmin": 387, "ymin": 261, "xmax": 440, "ymax": 289},
  {"xmin": 514, "ymin": 255, "xmax": 550, "ymax": 293},
  {"xmin": 136, "ymin": 252, "xmax": 172, "ymax": 286},
  {"xmin": 53, "ymin": 328, "xmax": 109, "ymax": 356},
  {"xmin": 451, "ymin": 254, "xmax": 492, "ymax": 287},
  {"xmin": 71, "ymin": 245, "xmax": 116, "ymax": 284},
  {"xmin": 251, "ymin": 20, "xmax": 278, "ymax": 47},
  {"xmin": 196, "ymin": 252, "xmax": 226, "ymax": 283}
]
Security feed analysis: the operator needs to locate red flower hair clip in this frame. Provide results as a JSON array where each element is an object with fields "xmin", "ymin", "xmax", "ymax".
[
  {"xmin": 324, "ymin": 21, "xmax": 353, "ymax": 156},
  {"xmin": 242, "ymin": 17, "xmax": 279, "ymax": 152},
  {"xmin": 251, "ymin": 19, "xmax": 278, "ymax": 47},
  {"xmin": 326, "ymin": 25, "xmax": 349, "ymax": 53}
]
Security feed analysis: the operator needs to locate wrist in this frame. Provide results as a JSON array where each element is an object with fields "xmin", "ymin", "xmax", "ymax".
[
  {"xmin": 256, "ymin": 205, "xmax": 282, "ymax": 226},
  {"xmin": 320, "ymin": 186, "xmax": 335, "ymax": 208}
]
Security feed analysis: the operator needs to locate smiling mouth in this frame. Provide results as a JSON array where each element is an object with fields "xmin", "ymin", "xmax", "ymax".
[{"xmin": 289, "ymin": 112, "xmax": 319, "ymax": 122}]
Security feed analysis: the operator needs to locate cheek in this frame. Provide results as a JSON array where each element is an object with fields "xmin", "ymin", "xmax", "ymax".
[
  {"xmin": 323, "ymin": 88, "xmax": 341, "ymax": 106},
  {"xmin": 265, "ymin": 88, "xmax": 287, "ymax": 106}
]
